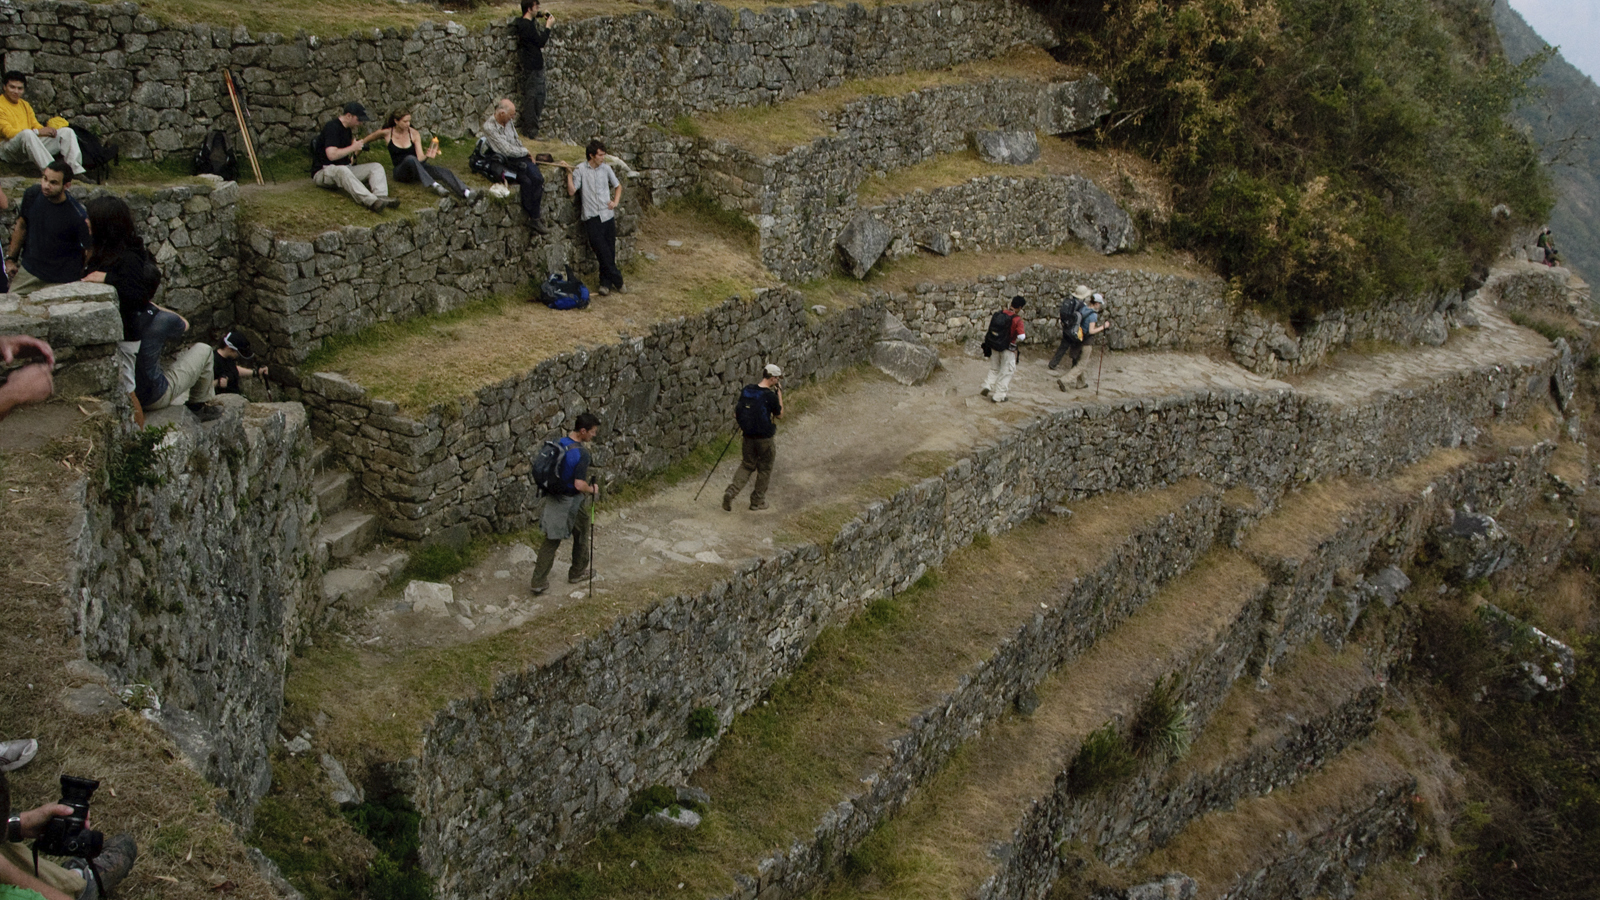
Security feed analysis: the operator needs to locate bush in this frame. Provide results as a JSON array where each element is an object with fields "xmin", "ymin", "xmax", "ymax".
[
  {"xmin": 1067, "ymin": 723, "xmax": 1138, "ymax": 794},
  {"xmin": 686, "ymin": 707, "xmax": 719, "ymax": 740},
  {"xmin": 106, "ymin": 425, "xmax": 172, "ymax": 504},
  {"xmin": 1055, "ymin": 0, "xmax": 1552, "ymax": 318},
  {"xmin": 1129, "ymin": 676, "xmax": 1191, "ymax": 763}
]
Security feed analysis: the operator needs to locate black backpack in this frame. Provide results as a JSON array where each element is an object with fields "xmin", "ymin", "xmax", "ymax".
[
  {"xmin": 309, "ymin": 131, "xmax": 327, "ymax": 173},
  {"xmin": 734, "ymin": 385, "xmax": 774, "ymax": 437},
  {"xmin": 531, "ymin": 438, "xmax": 571, "ymax": 496},
  {"xmin": 981, "ymin": 309, "xmax": 1013, "ymax": 357},
  {"xmin": 75, "ymin": 127, "xmax": 118, "ymax": 183},
  {"xmin": 193, "ymin": 129, "xmax": 239, "ymax": 181},
  {"xmin": 468, "ymin": 138, "xmax": 523, "ymax": 183},
  {"xmin": 1059, "ymin": 298, "xmax": 1085, "ymax": 341}
]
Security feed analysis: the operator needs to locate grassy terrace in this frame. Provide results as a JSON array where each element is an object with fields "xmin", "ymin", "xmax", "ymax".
[
  {"xmin": 128, "ymin": 0, "xmax": 926, "ymax": 39},
  {"xmin": 689, "ymin": 46, "xmax": 1075, "ymax": 157},
  {"xmin": 510, "ymin": 482, "xmax": 1213, "ymax": 898}
]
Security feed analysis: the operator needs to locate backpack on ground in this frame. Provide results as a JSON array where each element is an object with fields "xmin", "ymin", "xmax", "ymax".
[
  {"xmin": 734, "ymin": 385, "xmax": 774, "ymax": 437},
  {"xmin": 74, "ymin": 127, "xmax": 118, "ymax": 183},
  {"xmin": 981, "ymin": 309, "xmax": 1013, "ymax": 358},
  {"xmin": 309, "ymin": 131, "xmax": 327, "ymax": 173},
  {"xmin": 531, "ymin": 437, "xmax": 571, "ymax": 496},
  {"xmin": 1059, "ymin": 297, "xmax": 1085, "ymax": 342},
  {"xmin": 193, "ymin": 129, "xmax": 239, "ymax": 181},
  {"xmin": 539, "ymin": 267, "xmax": 591, "ymax": 310}
]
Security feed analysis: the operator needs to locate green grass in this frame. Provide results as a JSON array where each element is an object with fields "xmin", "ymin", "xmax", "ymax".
[{"xmin": 299, "ymin": 293, "xmax": 520, "ymax": 381}]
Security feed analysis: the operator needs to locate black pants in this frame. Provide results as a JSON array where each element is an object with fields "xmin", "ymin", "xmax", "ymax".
[
  {"xmin": 583, "ymin": 215, "xmax": 623, "ymax": 290},
  {"xmin": 394, "ymin": 156, "xmax": 469, "ymax": 197},
  {"xmin": 521, "ymin": 69, "xmax": 547, "ymax": 138},
  {"xmin": 1049, "ymin": 333, "xmax": 1085, "ymax": 370},
  {"xmin": 493, "ymin": 156, "xmax": 545, "ymax": 221}
]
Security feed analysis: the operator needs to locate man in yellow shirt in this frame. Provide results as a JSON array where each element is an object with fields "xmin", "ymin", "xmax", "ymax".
[{"xmin": 0, "ymin": 72, "xmax": 83, "ymax": 179}]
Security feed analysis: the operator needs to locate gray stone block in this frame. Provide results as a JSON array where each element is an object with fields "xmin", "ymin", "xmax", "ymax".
[
  {"xmin": 971, "ymin": 129, "xmax": 1041, "ymax": 165},
  {"xmin": 870, "ymin": 340, "xmax": 940, "ymax": 386},
  {"xmin": 318, "ymin": 509, "xmax": 377, "ymax": 561},
  {"xmin": 45, "ymin": 299, "xmax": 120, "ymax": 347},
  {"xmin": 837, "ymin": 213, "xmax": 892, "ymax": 279}
]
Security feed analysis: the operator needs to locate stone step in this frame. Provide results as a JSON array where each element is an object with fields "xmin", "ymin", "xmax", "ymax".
[
  {"xmin": 308, "ymin": 441, "xmax": 330, "ymax": 474},
  {"xmin": 319, "ymin": 546, "xmax": 410, "ymax": 618},
  {"xmin": 313, "ymin": 470, "xmax": 352, "ymax": 518},
  {"xmin": 316, "ymin": 509, "xmax": 378, "ymax": 563}
]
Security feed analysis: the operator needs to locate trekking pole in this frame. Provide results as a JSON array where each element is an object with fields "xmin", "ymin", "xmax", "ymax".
[
  {"xmin": 588, "ymin": 478, "xmax": 598, "ymax": 598},
  {"xmin": 222, "ymin": 69, "xmax": 264, "ymax": 185},
  {"xmin": 693, "ymin": 433, "xmax": 737, "ymax": 502},
  {"xmin": 1094, "ymin": 342, "xmax": 1106, "ymax": 399}
]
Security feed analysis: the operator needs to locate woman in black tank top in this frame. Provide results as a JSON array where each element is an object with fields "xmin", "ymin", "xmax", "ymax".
[{"xmin": 383, "ymin": 107, "xmax": 474, "ymax": 202}]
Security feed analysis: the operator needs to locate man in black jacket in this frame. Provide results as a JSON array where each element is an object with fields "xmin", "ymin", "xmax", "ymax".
[
  {"xmin": 515, "ymin": 0, "xmax": 554, "ymax": 137},
  {"xmin": 723, "ymin": 364, "xmax": 785, "ymax": 512}
]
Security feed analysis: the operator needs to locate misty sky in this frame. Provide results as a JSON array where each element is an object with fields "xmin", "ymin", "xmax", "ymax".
[{"xmin": 1509, "ymin": 0, "xmax": 1600, "ymax": 84}]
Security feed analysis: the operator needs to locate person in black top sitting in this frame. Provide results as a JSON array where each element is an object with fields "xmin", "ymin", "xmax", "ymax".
[
  {"xmin": 312, "ymin": 101, "xmax": 399, "ymax": 212},
  {"xmin": 382, "ymin": 107, "xmax": 475, "ymax": 202},
  {"xmin": 4, "ymin": 161, "xmax": 88, "ymax": 295},
  {"xmin": 80, "ymin": 195, "xmax": 158, "ymax": 344},
  {"xmin": 213, "ymin": 331, "xmax": 267, "ymax": 395}
]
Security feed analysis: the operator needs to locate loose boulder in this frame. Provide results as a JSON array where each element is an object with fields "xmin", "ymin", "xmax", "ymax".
[
  {"xmin": 837, "ymin": 213, "xmax": 893, "ymax": 279},
  {"xmin": 870, "ymin": 312, "xmax": 940, "ymax": 385},
  {"xmin": 1433, "ymin": 509, "xmax": 1515, "ymax": 581},
  {"xmin": 971, "ymin": 130, "xmax": 1042, "ymax": 166},
  {"xmin": 1478, "ymin": 604, "xmax": 1576, "ymax": 699}
]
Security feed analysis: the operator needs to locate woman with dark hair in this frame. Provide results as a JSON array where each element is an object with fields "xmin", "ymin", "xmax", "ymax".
[
  {"xmin": 81, "ymin": 194, "xmax": 160, "ymax": 342},
  {"xmin": 383, "ymin": 107, "xmax": 474, "ymax": 201}
]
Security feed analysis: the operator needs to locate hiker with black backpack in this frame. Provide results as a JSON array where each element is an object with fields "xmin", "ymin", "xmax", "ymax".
[
  {"xmin": 1048, "ymin": 284, "xmax": 1092, "ymax": 371},
  {"xmin": 979, "ymin": 296, "xmax": 1027, "ymax": 403},
  {"xmin": 529, "ymin": 412, "xmax": 602, "ymax": 595},
  {"xmin": 722, "ymin": 364, "xmax": 785, "ymax": 512},
  {"xmin": 1057, "ymin": 290, "xmax": 1108, "ymax": 392}
]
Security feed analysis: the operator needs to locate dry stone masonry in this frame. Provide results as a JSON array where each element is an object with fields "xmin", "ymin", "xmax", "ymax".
[
  {"xmin": 416, "ymin": 339, "xmax": 1560, "ymax": 898},
  {"xmin": 70, "ymin": 400, "xmax": 318, "ymax": 827},
  {"xmin": 0, "ymin": 0, "xmax": 1053, "ymax": 159}
]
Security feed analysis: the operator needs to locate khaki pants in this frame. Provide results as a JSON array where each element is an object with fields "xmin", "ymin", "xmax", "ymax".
[
  {"xmin": 312, "ymin": 162, "xmax": 388, "ymax": 208},
  {"xmin": 982, "ymin": 349, "xmax": 1018, "ymax": 401},
  {"xmin": 0, "ymin": 841, "xmax": 86, "ymax": 898},
  {"xmin": 0, "ymin": 128, "xmax": 83, "ymax": 174},
  {"xmin": 7, "ymin": 265, "xmax": 60, "ymax": 296},
  {"xmin": 147, "ymin": 343, "xmax": 216, "ymax": 411}
]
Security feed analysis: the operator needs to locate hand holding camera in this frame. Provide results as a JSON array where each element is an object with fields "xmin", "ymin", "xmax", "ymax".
[{"xmin": 32, "ymin": 776, "xmax": 104, "ymax": 859}]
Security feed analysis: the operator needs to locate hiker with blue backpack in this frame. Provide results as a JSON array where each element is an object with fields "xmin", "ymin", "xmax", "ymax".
[
  {"xmin": 1056, "ymin": 286, "xmax": 1107, "ymax": 392},
  {"xmin": 529, "ymin": 412, "xmax": 602, "ymax": 595},
  {"xmin": 723, "ymin": 364, "xmax": 785, "ymax": 512}
]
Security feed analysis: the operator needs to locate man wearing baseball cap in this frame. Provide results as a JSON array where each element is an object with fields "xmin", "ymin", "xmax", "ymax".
[
  {"xmin": 311, "ymin": 101, "xmax": 400, "ymax": 212},
  {"xmin": 723, "ymin": 363, "xmax": 784, "ymax": 512},
  {"xmin": 213, "ymin": 331, "xmax": 268, "ymax": 395}
]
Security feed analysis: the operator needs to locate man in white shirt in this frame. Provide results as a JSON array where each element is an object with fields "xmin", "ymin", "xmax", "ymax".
[{"xmin": 566, "ymin": 139, "xmax": 623, "ymax": 294}]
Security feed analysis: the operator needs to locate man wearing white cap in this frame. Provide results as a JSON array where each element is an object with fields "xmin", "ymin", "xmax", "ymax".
[
  {"xmin": 1057, "ymin": 290, "xmax": 1107, "ymax": 391},
  {"xmin": 723, "ymin": 363, "xmax": 784, "ymax": 512}
]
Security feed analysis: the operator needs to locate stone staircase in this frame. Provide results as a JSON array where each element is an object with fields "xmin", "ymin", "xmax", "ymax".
[{"xmin": 308, "ymin": 443, "xmax": 408, "ymax": 622}]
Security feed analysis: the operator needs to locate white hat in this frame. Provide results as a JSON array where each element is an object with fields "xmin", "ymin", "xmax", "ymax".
[
  {"xmin": 1072, "ymin": 284, "xmax": 1093, "ymax": 300},
  {"xmin": 764, "ymin": 363, "xmax": 784, "ymax": 378}
]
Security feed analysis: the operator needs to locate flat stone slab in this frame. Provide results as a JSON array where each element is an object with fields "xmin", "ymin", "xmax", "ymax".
[
  {"xmin": 317, "ymin": 509, "xmax": 377, "ymax": 561},
  {"xmin": 972, "ymin": 130, "xmax": 1042, "ymax": 165},
  {"xmin": 405, "ymin": 580, "xmax": 454, "ymax": 617}
]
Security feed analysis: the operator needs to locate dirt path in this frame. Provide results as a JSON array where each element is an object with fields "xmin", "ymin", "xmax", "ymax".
[{"xmin": 357, "ymin": 291, "xmax": 1553, "ymax": 656}]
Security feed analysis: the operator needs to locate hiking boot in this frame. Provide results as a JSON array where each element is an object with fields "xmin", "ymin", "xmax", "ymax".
[
  {"xmin": 186, "ymin": 402, "xmax": 224, "ymax": 423},
  {"xmin": 567, "ymin": 569, "xmax": 595, "ymax": 584},
  {"xmin": 383, "ymin": 197, "xmax": 401, "ymax": 209},
  {"xmin": 530, "ymin": 580, "xmax": 548, "ymax": 596},
  {"xmin": 980, "ymin": 388, "xmax": 990, "ymax": 397},
  {"xmin": 722, "ymin": 493, "xmax": 733, "ymax": 512},
  {"xmin": 433, "ymin": 183, "xmax": 450, "ymax": 197},
  {"xmin": 0, "ymin": 738, "xmax": 37, "ymax": 772},
  {"xmin": 530, "ymin": 220, "xmax": 549, "ymax": 236},
  {"xmin": 597, "ymin": 286, "xmax": 611, "ymax": 297},
  {"xmin": 1073, "ymin": 373, "xmax": 1089, "ymax": 390},
  {"xmin": 366, "ymin": 197, "xmax": 389, "ymax": 212},
  {"xmin": 749, "ymin": 500, "xmax": 769, "ymax": 511},
  {"xmin": 89, "ymin": 832, "xmax": 137, "ymax": 890}
]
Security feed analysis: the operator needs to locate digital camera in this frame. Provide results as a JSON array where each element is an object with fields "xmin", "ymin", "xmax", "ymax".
[{"xmin": 33, "ymin": 775, "xmax": 103, "ymax": 859}]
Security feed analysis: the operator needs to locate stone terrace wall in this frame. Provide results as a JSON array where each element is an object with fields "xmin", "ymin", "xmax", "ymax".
[
  {"xmin": 688, "ymin": 78, "xmax": 1112, "ymax": 281},
  {"xmin": 0, "ymin": 176, "xmax": 240, "ymax": 334},
  {"xmin": 240, "ymin": 190, "xmax": 632, "ymax": 371},
  {"xmin": 1228, "ymin": 290, "xmax": 1466, "ymax": 377},
  {"xmin": 416, "ymin": 346, "xmax": 1559, "ymax": 900},
  {"xmin": 0, "ymin": 0, "xmax": 1053, "ymax": 160},
  {"xmin": 989, "ymin": 446, "xmax": 1554, "ymax": 900},
  {"xmin": 296, "ymin": 287, "xmax": 879, "ymax": 540},
  {"xmin": 872, "ymin": 265, "xmax": 1232, "ymax": 350},
  {"xmin": 70, "ymin": 400, "xmax": 317, "ymax": 827}
]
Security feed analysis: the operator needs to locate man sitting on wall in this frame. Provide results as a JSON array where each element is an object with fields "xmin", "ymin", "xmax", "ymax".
[
  {"xmin": 118, "ymin": 308, "xmax": 224, "ymax": 426},
  {"xmin": 311, "ymin": 102, "xmax": 399, "ymax": 212},
  {"xmin": 4, "ymin": 162, "xmax": 87, "ymax": 296},
  {"xmin": 0, "ymin": 72, "xmax": 86, "ymax": 180},
  {"xmin": 480, "ymin": 98, "xmax": 548, "ymax": 234}
]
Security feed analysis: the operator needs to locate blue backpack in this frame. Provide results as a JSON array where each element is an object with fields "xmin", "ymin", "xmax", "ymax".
[{"xmin": 539, "ymin": 268, "xmax": 590, "ymax": 311}]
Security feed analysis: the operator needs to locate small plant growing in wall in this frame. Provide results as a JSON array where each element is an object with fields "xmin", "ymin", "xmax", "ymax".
[
  {"xmin": 1129, "ymin": 676, "xmax": 1192, "ymax": 763},
  {"xmin": 106, "ymin": 425, "xmax": 172, "ymax": 505},
  {"xmin": 1066, "ymin": 722, "xmax": 1137, "ymax": 795},
  {"xmin": 686, "ymin": 706, "xmax": 719, "ymax": 740}
]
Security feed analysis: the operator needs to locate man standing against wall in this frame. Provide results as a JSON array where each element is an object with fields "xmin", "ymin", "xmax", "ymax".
[
  {"xmin": 482, "ymin": 99, "xmax": 548, "ymax": 234},
  {"xmin": 723, "ymin": 364, "xmax": 784, "ymax": 512},
  {"xmin": 0, "ymin": 72, "xmax": 85, "ymax": 179},
  {"xmin": 4, "ymin": 161, "xmax": 88, "ymax": 296},
  {"xmin": 567, "ymin": 139, "xmax": 623, "ymax": 294},
  {"xmin": 531, "ymin": 413, "xmax": 601, "ymax": 595},
  {"xmin": 515, "ymin": 0, "xmax": 554, "ymax": 138},
  {"xmin": 312, "ymin": 102, "xmax": 399, "ymax": 212}
]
